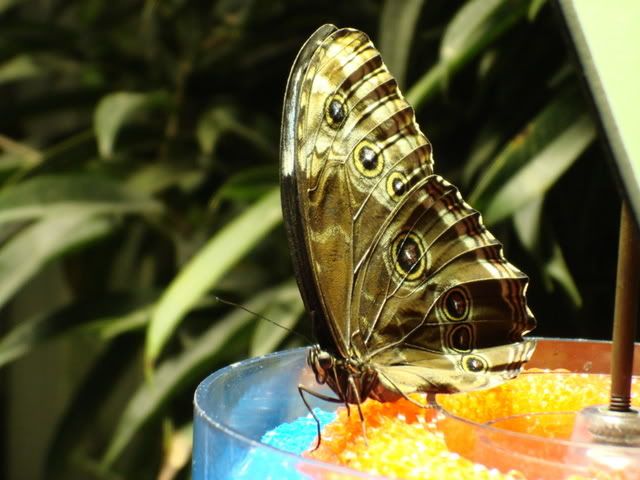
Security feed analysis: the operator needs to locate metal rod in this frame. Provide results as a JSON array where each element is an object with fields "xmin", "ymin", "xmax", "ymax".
[{"xmin": 610, "ymin": 201, "xmax": 640, "ymax": 412}]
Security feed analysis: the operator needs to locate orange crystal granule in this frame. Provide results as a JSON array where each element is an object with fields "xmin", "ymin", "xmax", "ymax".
[{"xmin": 305, "ymin": 373, "xmax": 640, "ymax": 480}]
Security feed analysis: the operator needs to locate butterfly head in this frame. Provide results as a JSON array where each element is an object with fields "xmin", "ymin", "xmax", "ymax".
[
  {"xmin": 307, "ymin": 345, "xmax": 380, "ymax": 404},
  {"xmin": 308, "ymin": 345, "xmax": 334, "ymax": 385}
]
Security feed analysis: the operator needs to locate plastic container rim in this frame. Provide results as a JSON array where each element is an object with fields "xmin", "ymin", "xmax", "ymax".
[
  {"xmin": 194, "ymin": 338, "xmax": 640, "ymax": 473},
  {"xmin": 437, "ymin": 337, "xmax": 640, "ymax": 453},
  {"xmin": 193, "ymin": 347, "xmax": 389, "ymax": 479}
]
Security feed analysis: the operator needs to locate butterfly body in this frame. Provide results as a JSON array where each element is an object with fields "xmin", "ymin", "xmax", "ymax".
[{"xmin": 280, "ymin": 24, "xmax": 536, "ymax": 413}]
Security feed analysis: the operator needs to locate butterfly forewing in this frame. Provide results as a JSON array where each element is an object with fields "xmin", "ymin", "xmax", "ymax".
[
  {"xmin": 284, "ymin": 26, "xmax": 435, "ymax": 355},
  {"xmin": 280, "ymin": 24, "xmax": 536, "ymax": 400}
]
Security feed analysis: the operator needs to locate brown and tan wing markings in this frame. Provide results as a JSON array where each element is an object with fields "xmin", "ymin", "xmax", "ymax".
[
  {"xmin": 294, "ymin": 28, "xmax": 436, "ymax": 355},
  {"xmin": 353, "ymin": 175, "xmax": 457, "ymax": 344},
  {"xmin": 282, "ymin": 25, "xmax": 535, "ymax": 393},
  {"xmin": 373, "ymin": 337, "xmax": 536, "ymax": 394},
  {"xmin": 352, "ymin": 174, "xmax": 534, "ymax": 379},
  {"xmin": 294, "ymin": 30, "xmax": 385, "ymax": 351}
]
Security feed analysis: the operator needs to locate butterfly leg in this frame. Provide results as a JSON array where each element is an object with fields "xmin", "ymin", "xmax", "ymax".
[
  {"xmin": 298, "ymin": 384, "xmax": 342, "ymax": 451},
  {"xmin": 346, "ymin": 375, "xmax": 369, "ymax": 445},
  {"xmin": 324, "ymin": 361, "xmax": 352, "ymax": 418},
  {"xmin": 376, "ymin": 369, "xmax": 433, "ymax": 408}
]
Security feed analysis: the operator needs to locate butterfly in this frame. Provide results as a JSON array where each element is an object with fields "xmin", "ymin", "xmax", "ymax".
[{"xmin": 280, "ymin": 24, "xmax": 536, "ymax": 442}]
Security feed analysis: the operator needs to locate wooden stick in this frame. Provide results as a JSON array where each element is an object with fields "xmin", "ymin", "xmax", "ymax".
[{"xmin": 610, "ymin": 201, "xmax": 639, "ymax": 412}]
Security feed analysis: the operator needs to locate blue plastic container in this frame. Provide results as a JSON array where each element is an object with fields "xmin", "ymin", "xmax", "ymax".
[
  {"xmin": 193, "ymin": 347, "xmax": 382, "ymax": 479},
  {"xmin": 193, "ymin": 340, "xmax": 640, "ymax": 480}
]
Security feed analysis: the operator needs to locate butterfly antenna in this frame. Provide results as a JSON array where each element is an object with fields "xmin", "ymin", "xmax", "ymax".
[{"xmin": 214, "ymin": 296, "xmax": 313, "ymax": 344}]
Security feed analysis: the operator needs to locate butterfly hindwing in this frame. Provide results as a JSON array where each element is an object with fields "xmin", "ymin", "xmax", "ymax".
[{"xmin": 353, "ymin": 175, "xmax": 536, "ymax": 392}]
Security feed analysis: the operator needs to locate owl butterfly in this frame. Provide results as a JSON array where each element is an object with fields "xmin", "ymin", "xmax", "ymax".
[{"xmin": 280, "ymin": 24, "xmax": 536, "ymax": 442}]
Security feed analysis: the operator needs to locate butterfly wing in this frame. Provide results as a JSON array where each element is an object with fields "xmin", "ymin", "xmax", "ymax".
[
  {"xmin": 281, "ymin": 25, "xmax": 433, "ymax": 356},
  {"xmin": 281, "ymin": 25, "xmax": 536, "ymax": 391},
  {"xmin": 354, "ymin": 174, "xmax": 536, "ymax": 394}
]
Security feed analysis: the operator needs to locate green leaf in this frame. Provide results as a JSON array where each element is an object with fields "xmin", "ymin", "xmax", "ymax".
[
  {"xmin": 407, "ymin": 0, "xmax": 529, "ymax": 109},
  {"xmin": 0, "ymin": 174, "xmax": 162, "ymax": 226},
  {"xmin": 513, "ymin": 200, "xmax": 582, "ymax": 306},
  {"xmin": 0, "ymin": 152, "xmax": 29, "ymax": 178},
  {"xmin": 483, "ymin": 113, "xmax": 595, "ymax": 225},
  {"xmin": 45, "ymin": 336, "xmax": 142, "ymax": 480},
  {"xmin": 0, "ymin": 0, "xmax": 19, "ymax": 14},
  {"xmin": 528, "ymin": 0, "xmax": 547, "ymax": 20},
  {"xmin": 157, "ymin": 422, "xmax": 192, "ymax": 480},
  {"xmin": 196, "ymin": 106, "xmax": 276, "ymax": 158},
  {"xmin": 469, "ymin": 88, "xmax": 591, "ymax": 212},
  {"xmin": 0, "ymin": 213, "xmax": 115, "ymax": 310},
  {"xmin": 126, "ymin": 163, "xmax": 205, "ymax": 195},
  {"xmin": 145, "ymin": 187, "xmax": 282, "ymax": 365},
  {"xmin": 462, "ymin": 124, "xmax": 504, "ymax": 187},
  {"xmin": 512, "ymin": 198, "xmax": 543, "ymax": 253},
  {"xmin": 440, "ymin": 0, "xmax": 527, "ymax": 68},
  {"xmin": 405, "ymin": 64, "xmax": 444, "ymax": 110},
  {"xmin": 0, "ymin": 293, "xmax": 152, "ymax": 368},
  {"xmin": 76, "ymin": 303, "xmax": 152, "ymax": 341},
  {"xmin": 196, "ymin": 106, "xmax": 237, "ymax": 155},
  {"xmin": 0, "ymin": 134, "xmax": 42, "ymax": 165},
  {"xmin": 378, "ymin": 0, "xmax": 425, "ymax": 88},
  {"xmin": 249, "ymin": 283, "xmax": 304, "ymax": 357},
  {"xmin": 0, "ymin": 55, "xmax": 42, "ymax": 85},
  {"xmin": 545, "ymin": 241, "xmax": 582, "ymax": 307},
  {"xmin": 94, "ymin": 91, "xmax": 168, "ymax": 158},
  {"xmin": 104, "ymin": 281, "xmax": 297, "ymax": 467},
  {"xmin": 208, "ymin": 165, "xmax": 278, "ymax": 211}
]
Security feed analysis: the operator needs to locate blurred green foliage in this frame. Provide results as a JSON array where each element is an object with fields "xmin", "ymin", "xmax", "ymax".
[{"xmin": 0, "ymin": 0, "xmax": 622, "ymax": 478}]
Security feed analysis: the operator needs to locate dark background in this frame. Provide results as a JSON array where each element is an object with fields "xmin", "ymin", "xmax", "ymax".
[{"xmin": 0, "ymin": 1, "xmax": 628, "ymax": 478}]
